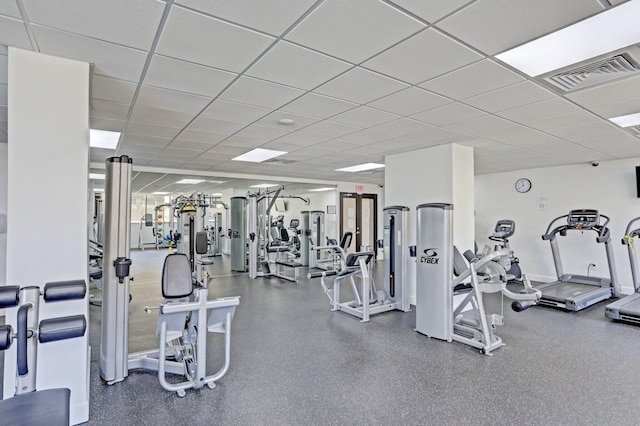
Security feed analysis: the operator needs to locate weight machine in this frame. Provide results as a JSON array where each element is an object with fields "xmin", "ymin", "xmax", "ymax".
[
  {"xmin": 414, "ymin": 203, "xmax": 540, "ymax": 355},
  {"xmin": 100, "ymin": 156, "xmax": 241, "ymax": 397}
]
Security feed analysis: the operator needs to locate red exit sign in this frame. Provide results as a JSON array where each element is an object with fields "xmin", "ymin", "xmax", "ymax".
[{"xmin": 356, "ymin": 185, "xmax": 364, "ymax": 194}]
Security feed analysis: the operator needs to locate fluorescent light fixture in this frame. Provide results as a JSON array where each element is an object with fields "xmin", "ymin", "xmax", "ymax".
[
  {"xmin": 232, "ymin": 148, "xmax": 287, "ymax": 163},
  {"xmin": 153, "ymin": 191, "xmax": 169, "ymax": 195},
  {"xmin": 90, "ymin": 129, "xmax": 121, "ymax": 149},
  {"xmin": 609, "ymin": 112, "xmax": 640, "ymax": 127},
  {"xmin": 250, "ymin": 183, "xmax": 279, "ymax": 188},
  {"xmin": 93, "ymin": 188, "xmax": 104, "ymax": 192},
  {"xmin": 176, "ymin": 179, "xmax": 205, "ymax": 184},
  {"xmin": 309, "ymin": 187, "xmax": 335, "ymax": 192},
  {"xmin": 208, "ymin": 180, "xmax": 226, "ymax": 184},
  {"xmin": 211, "ymin": 193, "xmax": 223, "ymax": 197},
  {"xmin": 336, "ymin": 163, "xmax": 385, "ymax": 173},
  {"xmin": 496, "ymin": 0, "xmax": 640, "ymax": 77},
  {"xmin": 89, "ymin": 173, "xmax": 105, "ymax": 180}
]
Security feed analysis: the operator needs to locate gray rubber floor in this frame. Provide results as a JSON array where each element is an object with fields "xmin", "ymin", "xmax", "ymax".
[{"xmin": 82, "ymin": 249, "xmax": 639, "ymax": 425}]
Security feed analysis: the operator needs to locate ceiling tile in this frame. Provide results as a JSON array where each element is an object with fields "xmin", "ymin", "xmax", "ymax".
[
  {"xmin": 129, "ymin": 106, "xmax": 194, "ymax": 128},
  {"xmin": 24, "ymin": 0, "xmax": 165, "ymax": 50},
  {"xmin": 588, "ymin": 99, "xmax": 640, "ymax": 121},
  {"xmin": 254, "ymin": 111, "xmax": 319, "ymax": 130},
  {"xmin": 186, "ymin": 117, "xmax": 246, "ymax": 135},
  {"xmin": 388, "ymin": 0, "xmax": 475, "ymax": 22},
  {"xmin": 271, "ymin": 131, "xmax": 330, "ymax": 146},
  {"xmin": 463, "ymin": 81, "xmax": 555, "ymax": 113},
  {"xmin": 496, "ymin": 98, "xmax": 581, "ymax": 123},
  {"xmin": 177, "ymin": 129, "xmax": 227, "ymax": 144},
  {"xmin": 331, "ymin": 106, "xmax": 399, "ymax": 128},
  {"xmin": 221, "ymin": 76, "xmax": 305, "ymax": 109},
  {"xmin": 121, "ymin": 134, "xmax": 171, "ymax": 147},
  {"xmin": 363, "ymin": 28, "xmax": 482, "ymax": 84},
  {"xmin": 304, "ymin": 120, "xmax": 359, "ymax": 138},
  {"xmin": 177, "ymin": 0, "xmax": 317, "ymax": 35},
  {"xmin": 145, "ymin": 55, "xmax": 237, "ymax": 97},
  {"xmin": 369, "ymin": 118, "xmax": 434, "ymax": 137},
  {"xmin": 280, "ymin": 93, "xmax": 357, "ymax": 118},
  {"xmin": 565, "ymin": 74, "xmax": 640, "ymax": 109},
  {"xmin": 549, "ymin": 121, "xmax": 636, "ymax": 146},
  {"xmin": 420, "ymin": 59, "xmax": 524, "ymax": 100},
  {"xmin": 156, "ymin": 5, "xmax": 275, "ymax": 72},
  {"xmin": 247, "ymin": 41, "xmax": 351, "ymax": 90},
  {"xmin": 437, "ymin": 0, "xmax": 604, "ymax": 55},
  {"xmin": 91, "ymin": 100, "xmax": 131, "ymax": 121},
  {"xmin": 136, "ymin": 85, "xmax": 212, "ymax": 114},
  {"xmin": 0, "ymin": 2, "xmax": 21, "ymax": 18},
  {"xmin": 367, "ymin": 87, "xmax": 450, "ymax": 116},
  {"xmin": 90, "ymin": 117, "xmax": 126, "ymax": 132},
  {"xmin": 286, "ymin": 0, "xmax": 425, "ymax": 63},
  {"xmin": 402, "ymin": 127, "xmax": 468, "ymax": 144},
  {"xmin": 443, "ymin": 115, "xmax": 513, "ymax": 135},
  {"xmin": 32, "ymin": 25, "xmax": 147, "ymax": 82},
  {"xmin": 411, "ymin": 102, "xmax": 486, "ymax": 126},
  {"xmin": 92, "ymin": 75, "xmax": 137, "ymax": 104},
  {"xmin": 525, "ymin": 110, "xmax": 599, "ymax": 132},
  {"xmin": 126, "ymin": 122, "xmax": 182, "ymax": 139},
  {"xmin": 168, "ymin": 139, "xmax": 215, "ymax": 152},
  {"xmin": 337, "ymin": 130, "xmax": 393, "ymax": 145},
  {"xmin": 233, "ymin": 124, "xmax": 291, "ymax": 141},
  {"xmin": 201, "ymin": 99, "xmax": 270, "ymax": 123},
  {"xmin": 314, "ymin": 67, "xmax": 408, "ymax": 104},
  {"xmin": 0, "ymin": 16, "xmax": 33, "ymax": 50}
]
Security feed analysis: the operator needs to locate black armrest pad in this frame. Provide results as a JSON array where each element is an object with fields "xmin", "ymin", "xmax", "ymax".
[
  {"xmin": 43, "ymin": 280, "xmax": 86, "ymax": 302},
  {"xmin": 39, "ymin": 315, "xmax": 86, "ymax": 343},
  {"xmin": 0, "ymin": 285, "xmax": 20, "ymax": 308}
]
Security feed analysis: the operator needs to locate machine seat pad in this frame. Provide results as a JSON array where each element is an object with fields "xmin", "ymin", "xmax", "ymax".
[
  {"xmin": 275, "ymin": 260, "xmax": 301, "ymax": 267},
  {"xmin": 0, "ymin": 388, "xmax": 70, "ymax": 426},
  {"xmin": 267, "ymin": 246, "xmax": 290, "ymax": 253}
]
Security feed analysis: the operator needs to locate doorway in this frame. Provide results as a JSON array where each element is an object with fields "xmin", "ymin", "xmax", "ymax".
[{"xmin": 339, "ymin": 192, "xmax": 377, "ymax": 254}]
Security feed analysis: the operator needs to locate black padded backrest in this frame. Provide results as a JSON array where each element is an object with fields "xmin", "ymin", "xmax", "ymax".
[
  {"xmin": 162, "ymin": 254, "xmax": 193, "ymax": 299},
  {"xmin": 453, "ymin": 246, "xmax": 468, "ymax": 277},
  {"xmin": 345, "ymin": 251, "xmax": 373, "ymax": 267},
  {"xmin": 280, "ymin": 228, "xmax": 289, "ymax": 241},
  {"xmin": 340, "ymin": 232, "xmax": 353, "ymax": 251},
  {"xmin": 195, "ymin": 231, "xmax": 208, "ymax": 254}
]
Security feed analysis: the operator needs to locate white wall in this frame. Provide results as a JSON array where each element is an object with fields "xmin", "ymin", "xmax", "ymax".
[
  {"xmin": 6, "ymin": 48, "xmax": 89, "ymax": 424},
  {"xmin": 0, "ymin": 143, "xmax": 7, "ymax": 287},
  {"xmin": 475, "ymin": 157, "xmax": 640, "ymax": 294}
]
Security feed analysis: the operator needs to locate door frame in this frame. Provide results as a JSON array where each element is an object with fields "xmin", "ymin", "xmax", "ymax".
[{"xmin": 339, "ymin": 192, "xmax": 378, "ymax": 252}]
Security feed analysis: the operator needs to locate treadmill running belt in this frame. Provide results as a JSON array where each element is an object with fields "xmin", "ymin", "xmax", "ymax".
[{"xmin": 541, "ymin": 282, "xmax": 602, "ymax": 302}]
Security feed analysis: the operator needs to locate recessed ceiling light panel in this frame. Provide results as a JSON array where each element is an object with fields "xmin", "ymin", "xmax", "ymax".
[
  {"xmin": 90, "ymin": 129, "xmax": 121, "ymax": 149},
  {"xmin": 609, "ymin": 112, "xmax": 640, "ymax": 127},
  {"xmin": 250, "ymin": 183, "xmax": 279, "ymax": 188},
  {"xmin": 496, "ymin": 0, "xmax": 640, "ymax": 77},
  {"xmin": 308, "ymin": 187, "xmax": 335, "ymax": 192},
  {"xmin": 232, "ymin": 148, "xmax": 287, "ymax": 163},
  {"xmin": 336, "ymin": 163, "xmax": 385, "ymax": 173},
  {"xmin": 89, "ymin": 173, "xmax": 105, "ymax": 180},
  {"xmin": 176, "ymin": 178, "xmax": 205, "ymax": 184}
]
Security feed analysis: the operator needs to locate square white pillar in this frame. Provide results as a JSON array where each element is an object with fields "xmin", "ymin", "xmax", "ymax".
[
  {"xmin": 385, "ymin": 143, "xmax": 474, "ymax": 303},
  {"xmin": 5, "ymin": 48, "xmax": 89, "ymax": 424}
]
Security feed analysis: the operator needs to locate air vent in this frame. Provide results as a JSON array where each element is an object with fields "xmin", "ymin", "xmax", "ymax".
[
  {"xmin": 543, "ymin": 53, "xmax": 640, "ymax": 92},
  {"xmin": 627, "ymin": 125, "xmax": 640, "ymax": 137}
]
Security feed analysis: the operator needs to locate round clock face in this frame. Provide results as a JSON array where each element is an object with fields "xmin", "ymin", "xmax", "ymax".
[{"xmin": 515, "ymin": 178, "xmax": 532, "ymax": 193}]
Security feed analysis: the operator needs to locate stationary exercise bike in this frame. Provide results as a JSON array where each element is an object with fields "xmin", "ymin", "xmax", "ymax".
[{"xmin": 484, "ymin": 219, "xmax": 523, "ymax": 282}]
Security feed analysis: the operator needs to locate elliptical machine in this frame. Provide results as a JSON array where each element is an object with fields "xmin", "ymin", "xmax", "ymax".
[{"xmin": 487, "ymin": 219, "xmax": 522, "ymax": 282}]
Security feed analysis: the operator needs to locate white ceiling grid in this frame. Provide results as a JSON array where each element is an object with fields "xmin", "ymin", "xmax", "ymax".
[{"xmin": 0, "ymin": 0, "xmax": 638, "ymax": 194}]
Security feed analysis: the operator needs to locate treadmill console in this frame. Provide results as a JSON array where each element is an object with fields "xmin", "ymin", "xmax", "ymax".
[{"xmin": 567, "ymin": 209, "xmax": 599, "ymax": 229}]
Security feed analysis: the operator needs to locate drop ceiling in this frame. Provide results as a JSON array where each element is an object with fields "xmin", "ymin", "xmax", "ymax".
[{"xmin": 1, "ymin": 0, "xmax": 640, "ymax": 194}]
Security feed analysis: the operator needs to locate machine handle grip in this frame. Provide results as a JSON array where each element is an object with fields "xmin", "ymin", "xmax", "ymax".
[
  {"xmin": 307, "ymin": 271, "xmax": 337, "ymax": 279},
  {"xmin": 16, "ymin": 304, "xmax": 30, "ymax": 376},
  {"xmin": 511, "ymin": 300, "xmax": 536, "ymax": 312}
]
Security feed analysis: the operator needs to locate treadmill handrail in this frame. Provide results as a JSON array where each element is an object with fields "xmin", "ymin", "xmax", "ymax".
[
  {"xmin": 542, "ymin": 213, "xmax": 611, "ymax": 243},
  {"xmin": 622, "ymin": 216, "xmax": 640, "ymax": 245}
]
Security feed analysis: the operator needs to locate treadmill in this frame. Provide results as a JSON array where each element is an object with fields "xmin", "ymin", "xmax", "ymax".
[
  {"xmin": 536, "ymin": 209, "xmax": 619, "ymax": 311},
  {"xmin": 605, "ymin": 216, "xmax": 640, "ymax": 323}
]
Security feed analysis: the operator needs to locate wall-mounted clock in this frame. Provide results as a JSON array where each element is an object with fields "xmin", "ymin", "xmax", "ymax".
[{"xmin": 515, "ymin": 178, "xmax": 532, "ymax": 193}]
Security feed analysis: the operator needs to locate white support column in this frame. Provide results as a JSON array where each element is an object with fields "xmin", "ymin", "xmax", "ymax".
[
  {"xmin": 5, "ymin": 48, "xmax": 89, "ymax": 424},
  {"xmin": 385, "ymin": 143, "xmax": 475, "ymax": 305}
]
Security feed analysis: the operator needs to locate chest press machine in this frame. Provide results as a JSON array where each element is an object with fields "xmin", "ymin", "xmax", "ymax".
[
  {"xmin": 0, "ymin": 281, "xmax": 87, "ymax": 425},
  {"xmin": 99, "ymin": 156, "xmax": 240, "ymax": 397}
]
